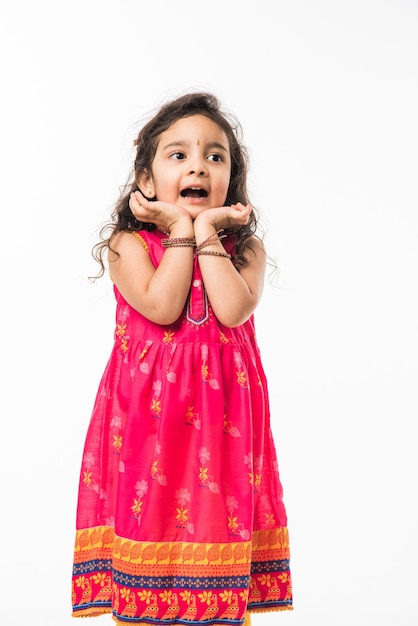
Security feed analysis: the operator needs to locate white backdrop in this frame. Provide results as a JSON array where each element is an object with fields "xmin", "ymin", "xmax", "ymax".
[{"xmin": 1, "ymin": 1, "xmax": 417, "ymax": 625}]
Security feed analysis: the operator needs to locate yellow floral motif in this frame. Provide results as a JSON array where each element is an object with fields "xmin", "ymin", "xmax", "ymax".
[
  {"xmin": 138, "ymin": 590, "xmax": 153, "ymax": 604},
  {"xmin": 180, "ymin": 590, "xmax": 192, "ymax": 604},
  {"xmin": 116, "ymin": 323, "xmax": 127, "ymax": 338},
  {"xmin": 236, "ymin": 370, "xmax": 247, "ymax": 386},
  {"xmin": 116, "ymin": 324, "xmax": 128, "ymax": 353},
  {"xmin": 151, "ymin": 399, "xmax": 161, "ymax": 415},
  {"xmin": 201, "ymin": 364, "xmax": 208, "ymax": 380},
  {"xmin": 159, "ymin": 590, "xmax": 173, "ymax": 603},
  {"xmin": 265, "ymin": 513, "xmax": 276, "ymax": 527},
  {"xmin": 176, "ymin": 508, "xmax": 189, "ymax": 524},
  {"xmin": 113, "ymin": 435, "xmax": 122, "ymax": 451},
  {"xmin": 199, "ymin": 467, "xmax": 208, "ymax": 482},
  {"xmin": 151, "ymin": 460, "xmax": 159, "ymax": 478},
  {"xmin": 131, "ymin": 498, "xmax": 143, "ymax": 516},
  {"xmin": 278, "ymin": 572, "xmax": 290, "ymax": 584},
  {"xmin": 163, "ymin": 330, "xmax": 174, "ymax": 344},
  {"xmin": 83, "ymin": 471, "xmax": 92, "ymax": 486},
  {"xmin": 239, "ymin": 589, "xmax": 249, "ymax": 602},
  {"xmin": 219, "ymin": 332, "xmax": 230, "ymax": 344},
  {"xmin": 120, "ymin": 587, "xmax": 131, "ymax": 600},
  {"xmin": 258, "ymin": 574, "xmax": 272, "ymax": 587},
  {"xmin": 227, "ymin": 515, "xmax": 239, "ymax": 532},
  {"xmin": 185, "ymin": 405, "xmax": 199, "ymax": 427},
  {"xmin": 220, "ymin": 590, "xmax": 233, "ymax": 604},
  {"xmin": 198, "ymin": 591, "xmax": 214, "ymax": 605},
  {"xmin": 75, "ymin": 576, "xmax": 88, "ymax": 589},
  {"xmin": 93, "ymin": 573, "xmax": 107, "ymax": 586}
]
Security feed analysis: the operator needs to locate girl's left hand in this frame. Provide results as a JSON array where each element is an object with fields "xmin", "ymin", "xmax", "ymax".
[{"xmin": 194, "ymin": 202, "xmax": 252, "ymax": 231}]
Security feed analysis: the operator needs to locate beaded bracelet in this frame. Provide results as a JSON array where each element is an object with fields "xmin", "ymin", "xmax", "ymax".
[
  {"xmin": 196, "ymin": 250, "xmax": 231, "ymax": 259},
  {"xmin": 161, "ymin": 237, "xmax": 196, "ymax": 248},
  {"xmin": 196, "ymin": 230, "xmax": 226, "ymax": 252}
]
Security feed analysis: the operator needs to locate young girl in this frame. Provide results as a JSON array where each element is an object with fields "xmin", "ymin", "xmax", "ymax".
[{"xmin": 72, "ymin": 92, "xmax": 292, "ymax": 626}]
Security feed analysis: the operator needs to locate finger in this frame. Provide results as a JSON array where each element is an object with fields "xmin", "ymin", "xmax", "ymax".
[
  {"xmin": 134, "ymin": 190, "xmax": 148, "ymax": 205},
  {"xmin": 129, "ymin": 193, "xmax": 139, "ymax": 209}
]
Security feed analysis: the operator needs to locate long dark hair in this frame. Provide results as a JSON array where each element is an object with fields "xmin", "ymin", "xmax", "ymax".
[{"xmin": 91, "ymin": 91, "xmax": 265, "ymax": 279}]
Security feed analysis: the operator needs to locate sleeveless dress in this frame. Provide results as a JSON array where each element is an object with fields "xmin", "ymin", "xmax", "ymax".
[{"xmin": 72, "ymin": 229, "xmax": 292, "ymax": 625}]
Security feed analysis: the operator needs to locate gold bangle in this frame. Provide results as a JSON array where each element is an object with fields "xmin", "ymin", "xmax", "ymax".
[{"xmin": 196, "ymin": 250, "xmax": 231, "ymax": 258}]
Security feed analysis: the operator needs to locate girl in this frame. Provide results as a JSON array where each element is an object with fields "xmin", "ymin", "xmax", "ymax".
[{"xmin": 72, "ymin": 92, "xmax": 292, "ymax": 626}]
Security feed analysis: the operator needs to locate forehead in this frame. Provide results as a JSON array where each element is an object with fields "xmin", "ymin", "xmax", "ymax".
[{"xmin": 158, "ymin": 114, "xmax": 229, "ymax": 147}]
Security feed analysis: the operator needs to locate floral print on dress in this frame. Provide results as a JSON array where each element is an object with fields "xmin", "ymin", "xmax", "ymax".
[
  {"xmin": 150, "ymin": 380, "xmax": 162, "ymax": 419},
  {"xmin": 111, "ymin": 415, "xmax": 123, "ymax": 453},
  {"xmin": 131, "ymin": 479, "xmax": 149, "ymax": 526},
  {"xmin": 151, "ymin": 440, "xmax": 167, "ymax": 486},
  {"xmin": 175, "ymin": 488, "xmax": 194, "ymax": 534},
  {"xmin": 198, "ymin": 446, "xmax": 220, "ymax": 493},
  {"xmin": 138, "ymin": 339, "xmax": 153, "ymax": 374},
  {"xmin": 233, "ymin": 350, "xmax": 248, "ymax": 389},
  {"xmin": 116, "ymin": 304, "xmax": 131, "ymax": 361},
  {"xmin": 200, "ymin": 343, "xmax": 220, "ymax": 389},
  {"xmin": 185, "ymin": 405, "xmax": 201, "ymax": 430},
  {"xmin": 223, "ymin": 413, "xmax": 241, "ymax": 437},
  {"xmin": 166, "ymin": 339, "xmax": 178, "ymax": 383},
  {"xmin": 244, "ymin": 453, "xmax": 262, "ymax": 491},
  {"xmin": 225, "ymin": 496, "xmax": 250, "ymax": 540}
]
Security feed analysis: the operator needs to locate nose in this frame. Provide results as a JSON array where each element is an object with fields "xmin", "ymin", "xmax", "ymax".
[{"xmin": 188, "ymin": 154, "xmax": 207, "ymax": 176}]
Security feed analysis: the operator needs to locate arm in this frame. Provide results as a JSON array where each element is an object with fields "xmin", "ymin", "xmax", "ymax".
[
  {"xmin": 108, "ymin": 193, "xmax": 195, "ymax": 325},
  {"xmin": 193, "ymin": 204, "xmax": 266, "ymax": 327}
]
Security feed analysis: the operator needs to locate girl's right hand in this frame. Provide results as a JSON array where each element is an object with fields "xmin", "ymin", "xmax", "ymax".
[{"xmin": 129, "ymin": 191, "xmax": 193, "ymax": 234}]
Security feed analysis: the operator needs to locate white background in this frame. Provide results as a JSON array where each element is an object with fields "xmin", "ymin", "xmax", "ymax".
[{"xmin": 1, "ymin": 1, "xmax": 417, "ymax": 625}]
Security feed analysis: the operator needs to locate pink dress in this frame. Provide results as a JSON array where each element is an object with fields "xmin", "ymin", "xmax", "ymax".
[{"xmin": 72, "ymin": 229, "xmax": 292, "ymax": 625}]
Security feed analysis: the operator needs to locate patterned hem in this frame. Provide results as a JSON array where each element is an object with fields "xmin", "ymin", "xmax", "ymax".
[{"xmin": 72, "ymin": 526, "xmax": 292, "ymax": 624}]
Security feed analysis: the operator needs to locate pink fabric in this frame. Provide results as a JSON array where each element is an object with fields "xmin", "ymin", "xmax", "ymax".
[{"xmin": 72, "ymin": 230, "xmax": 292, "ymax": 624}]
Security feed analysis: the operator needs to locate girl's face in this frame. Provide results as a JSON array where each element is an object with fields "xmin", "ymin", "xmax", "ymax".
[{"xmin": 140, "ymin": 114, "xmax": 232, "ymax": 219}]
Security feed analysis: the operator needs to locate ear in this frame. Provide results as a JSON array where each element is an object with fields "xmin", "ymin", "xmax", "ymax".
[{"xmin": 136, "ymin": 169, "xmax": 156, "ymax": 199}]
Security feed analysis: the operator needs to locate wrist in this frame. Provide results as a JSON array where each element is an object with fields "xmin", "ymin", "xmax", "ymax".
[
  {"xmin": 168, "ymin": 216, "xmax": 194, "ymax": 239},
  {"xmin": 193, "ymin": 218, "xmax": 219, "ymax": 243}
]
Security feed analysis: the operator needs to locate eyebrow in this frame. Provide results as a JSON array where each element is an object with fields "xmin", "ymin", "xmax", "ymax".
[{"xmin": 161, "ymin": 140, "xmax": 229, "ymax": 153}]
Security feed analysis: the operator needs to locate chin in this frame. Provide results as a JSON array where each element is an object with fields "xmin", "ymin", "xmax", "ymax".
[{"xmin": 181, "ymin": 206, "xmax": 207, "ymax": 220}]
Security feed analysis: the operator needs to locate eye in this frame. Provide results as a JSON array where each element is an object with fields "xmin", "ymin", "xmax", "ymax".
[
  {"xmin": 207, "ymin": 153, "xmax": 223, "ymax": 162},
  {"xmin": 169, "ymin": 151, "xmax": 186, "ymax": 160}
]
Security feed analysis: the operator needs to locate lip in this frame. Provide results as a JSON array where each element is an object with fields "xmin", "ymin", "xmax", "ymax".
[
  {"xmin": 180, "ymin": 185, "xmax": 208, "ymax": 198},
  {"xmin": 180, "ymin": 195, "xmax": 209, "ymax": 206},
  {"xmin": 179, "ymin": 184, "xmax": 210, "ymax": 208}
]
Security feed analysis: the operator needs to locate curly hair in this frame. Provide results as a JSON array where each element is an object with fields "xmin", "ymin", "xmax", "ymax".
[{"xmin": 91, "ymin": 91, "xmax": 265, "ymax": 279}]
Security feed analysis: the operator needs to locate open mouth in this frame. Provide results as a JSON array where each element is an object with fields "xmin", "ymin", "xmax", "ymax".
[{"xmin": 180, "ymin": 187, "xmax": 208, "ymax": 199}]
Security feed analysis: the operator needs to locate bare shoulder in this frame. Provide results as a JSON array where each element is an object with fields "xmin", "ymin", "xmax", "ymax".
[
  {"xmin": 108, "ymin": 230, "xmax": 156, "ymax": 296},
  {"xmin": 109, "ymin": 230, "xmax": 150, "ymax": 262}
]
